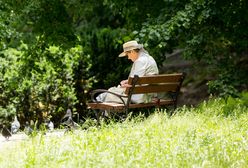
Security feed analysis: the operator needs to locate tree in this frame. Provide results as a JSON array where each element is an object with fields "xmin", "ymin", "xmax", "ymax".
[{"xmin": 137, "ymin": 0, "xmax": 248, "ymax": 96}]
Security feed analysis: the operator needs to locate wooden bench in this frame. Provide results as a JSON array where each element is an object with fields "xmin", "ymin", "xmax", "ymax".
[{"xmin": 87, "ymin": 73, "xmax": 186, "ymax": 120}]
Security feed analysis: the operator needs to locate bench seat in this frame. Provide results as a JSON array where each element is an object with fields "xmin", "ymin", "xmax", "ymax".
[{"xmin": 87, "ymin": 99, "xmax": 174, "ymax": 111}]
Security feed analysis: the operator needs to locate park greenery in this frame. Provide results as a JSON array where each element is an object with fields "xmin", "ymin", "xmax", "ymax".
[
  {"xmin": 0, "ymin": 0, "xmax": 247, "ymax": 125},
  {"xmin": 0, "ymin": 95, "xmax": 247, "ymax": 167}
]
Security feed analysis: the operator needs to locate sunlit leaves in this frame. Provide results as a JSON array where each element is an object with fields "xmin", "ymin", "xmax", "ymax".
[{"xmin": 0, "ymin": 41, "xmax": 92, "ymax": 122}]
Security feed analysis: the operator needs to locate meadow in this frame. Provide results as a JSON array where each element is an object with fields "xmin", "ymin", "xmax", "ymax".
[{"xmin": 0, "ymin": 96, "xmax": 247, "ymax": 168}]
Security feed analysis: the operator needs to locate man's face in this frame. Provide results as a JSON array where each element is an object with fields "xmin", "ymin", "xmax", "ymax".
[{"xmin": 126, "ymin": 50, "xmax": 138, "ymax": 62}]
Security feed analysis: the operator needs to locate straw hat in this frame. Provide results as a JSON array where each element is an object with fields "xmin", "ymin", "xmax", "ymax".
[{"xmin": 119, "ymin": 40, "xmax": 143, "ymax": 57}]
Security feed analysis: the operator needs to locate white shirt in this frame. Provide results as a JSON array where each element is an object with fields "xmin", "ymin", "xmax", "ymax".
[{"xmin": 129, "ymin": 51, "xmax": 159, "ymax": 103}]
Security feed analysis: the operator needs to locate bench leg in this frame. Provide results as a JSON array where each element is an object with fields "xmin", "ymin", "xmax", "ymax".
[
  {"xmin": 95, "ymin": 109, "xmax": 109, "ymax": 126},
  {"xmin": 94, "ymin": 109, "xmax": 102, "ymax": 126}
]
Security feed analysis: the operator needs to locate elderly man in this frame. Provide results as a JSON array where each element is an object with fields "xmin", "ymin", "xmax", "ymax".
[{"xmin": 97, "ymin": 40, "xmax": 159, "ymax": 104}]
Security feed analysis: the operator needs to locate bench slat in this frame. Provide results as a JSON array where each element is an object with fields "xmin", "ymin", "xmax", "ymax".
[
  {"xmin": 87, "ymin": 102, "xmax": 125, "ymax": 110},
  {"xmin": 131, "ymin": 83, "xmax": 180, "ymax": 94},
  {"xmin": 128, "ymin": 73, "xmax": 184, "ymax": 85}
]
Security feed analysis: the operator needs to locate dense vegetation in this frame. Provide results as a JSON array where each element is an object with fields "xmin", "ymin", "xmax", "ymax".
[
  {"xmin": 0, "ymin": 95, "xmax": 247, "ymax": 167},
  {"xmin": 0, "ymin": 0, "xmax": 247, "ymax": 125}
]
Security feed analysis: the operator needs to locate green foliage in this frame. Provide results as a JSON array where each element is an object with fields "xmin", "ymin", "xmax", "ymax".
[
  {"xmin": 1, "ymin": 0, "xmax": 248, "ymax": 124},
  {"xmin": 0, "ymin": 41, "xmax": 93, "ymax": 125},
  {"xmin": 196, "ymin": 92, "xmax": 248, "ymax": 117},
  {"xmin": 74, "ymin": 0, "xmax": 178, "ymax": 88},
  {"xmin": 84, "ymin": 27, "xmax": 132, "ymax": 88},
  {"xmin": 0, "ymin": 1, "xmax": 21, "ymax": 49},
  {"xmin": 0, "ymin": 0, "xmax": 95, "ymax": 124},
  {"xmin": 222, "ymin": 92, "xmax": 248, "ymax": 117},
  {"xmin": 10, "ymin": 0, "xmax": 76, "ymax": 48},
  {"xmin": 137, "ymin": 0, "xmax": 248, "ymax": 96},
  {"xmin": 208, "ymin": 59, "xmax": 247, "ymax": 97}
]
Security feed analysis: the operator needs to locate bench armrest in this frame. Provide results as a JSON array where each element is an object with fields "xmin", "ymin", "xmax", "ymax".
[{"xmin": 90, "ymin": 89, "xmax": 128, "ymax": 105}]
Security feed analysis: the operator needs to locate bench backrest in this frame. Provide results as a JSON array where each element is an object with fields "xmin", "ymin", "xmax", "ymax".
[{"xmin": 125, "ymin": 73, "xmax": 185, "ymax": 95}]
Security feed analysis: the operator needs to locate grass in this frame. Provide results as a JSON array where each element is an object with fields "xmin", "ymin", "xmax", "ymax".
[{"xmin": 0, "ymin": 97, "xmax": 247, "ymax": 168}]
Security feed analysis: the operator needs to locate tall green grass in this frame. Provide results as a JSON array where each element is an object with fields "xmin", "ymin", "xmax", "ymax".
[{"xmin": 0, "ymin": 96, "xmax": 247, "ymax": 168}]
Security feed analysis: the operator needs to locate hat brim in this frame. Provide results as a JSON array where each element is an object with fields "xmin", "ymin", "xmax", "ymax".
[{"xmin": 118, "ymin": 52, "xmax": 127, "ymax": 57}]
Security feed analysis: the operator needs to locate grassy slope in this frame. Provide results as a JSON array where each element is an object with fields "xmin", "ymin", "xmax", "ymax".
[{"xmin": 0, "ymin": 98, "xmax": 247, "ymax": 168}]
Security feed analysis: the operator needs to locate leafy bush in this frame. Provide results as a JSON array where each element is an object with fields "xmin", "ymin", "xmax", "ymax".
[
  {"xmin": 0, "ymin": 41, "xmax": 93, "ymax": 126},
  {"xmin": 195, "ymin": 92, "xmax": 248, "ymax": 117}
]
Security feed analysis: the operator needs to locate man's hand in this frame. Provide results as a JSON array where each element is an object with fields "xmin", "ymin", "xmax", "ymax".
[{"xmin": 120, "ymin": 79, "xmax": 132, "ymax": 88}]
